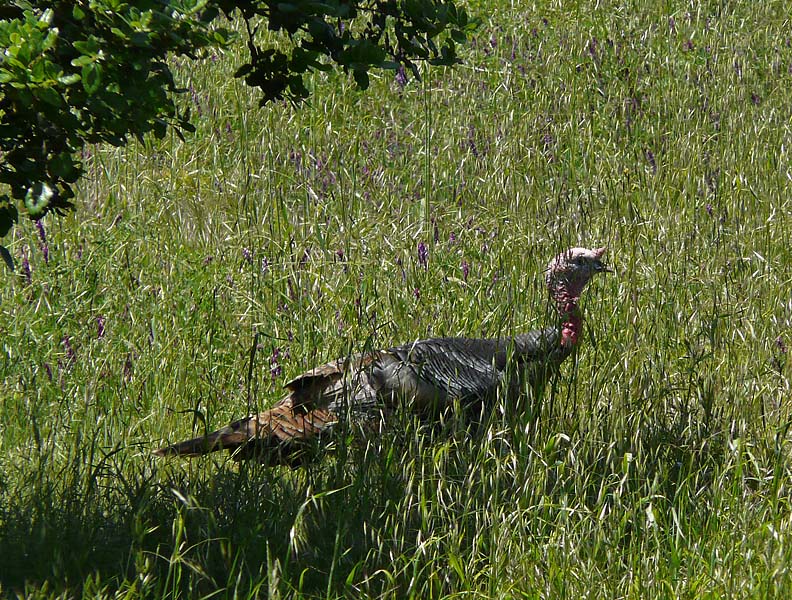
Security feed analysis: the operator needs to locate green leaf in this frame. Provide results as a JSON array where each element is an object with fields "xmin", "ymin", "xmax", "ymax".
[
  {"xmin": 36, "ymin": 85, "xmax": 62, "ymax": 107},
  {"xmin": 234, "ymin": 63, "xmax": 253, "ymax": 78},
  {"xmin": 72, "ymin": 39, "xmax": 100, "ymax": 55},
  {"xmin": 0, "ymin": 245, "xmax": 13, "ymax": 271},
  {"xmin": 352, "ymin": 68, "xmax": 369, "ymax": 90},
  {"xmin": 42, "ymin": 29, "xmax": 58, "ymax": 52},
  {"xmin": 287, "ymin": 73, "xmax": 308, "ymax": 98},
  {"xmin": 57, "ymin": 73, "xmax": 81, "ymax": 85},
  {"xmin": 24, "ymin": 182, "xmax": 54, "ymax": 217},
  {"xmin": 71, "ymin": 54, "xmax": 95, "ymax": 67},
  {"xmin": 450, "ymin": 29, "xmax": 466, "ymax": 44},
  {"xmin": 48, "ymin": 152, "xmax": 78, "ymax": 180},
  {"xmin": 37, "ymin": 9, "xmax": 54, "ymax": 27},
  {"xmin": 0, "ymin": 196, "xmax": 18, "ymax": 238},
  {"xmin": 15, "ymin": 39, "xmax": 31, "ymax": 66},
  {"xmin": 81, "ymin": 62, "xmax": 102, "ymax": 94}
]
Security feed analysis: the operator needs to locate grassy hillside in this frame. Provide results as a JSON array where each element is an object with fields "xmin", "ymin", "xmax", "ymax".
[{"xmin": 2, "ymin": 0, "xmax": 792, "ymax": 597}]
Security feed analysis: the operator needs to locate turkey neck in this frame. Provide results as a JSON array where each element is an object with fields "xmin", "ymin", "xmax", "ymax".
[{"xmin": 550, "ymin": 280, "xmax": 584, "ymax": 348}]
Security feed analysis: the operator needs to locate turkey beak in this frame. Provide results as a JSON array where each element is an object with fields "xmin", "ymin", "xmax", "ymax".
[{"xmin": 594, "ymin": 260, "xmax": 612, "ymax": 274}]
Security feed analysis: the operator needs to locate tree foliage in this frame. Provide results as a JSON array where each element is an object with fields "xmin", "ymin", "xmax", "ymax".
[
  {"xmin": 224, "ymin": 0, "xmax": 473, "ymax": 104},
  {"xmin": 0, "ymin": 0, "xmax": 474, "ymax": 248},
  {"xmin": 0, "ymin": 0, "xmax": 231, "ymax": 241}
]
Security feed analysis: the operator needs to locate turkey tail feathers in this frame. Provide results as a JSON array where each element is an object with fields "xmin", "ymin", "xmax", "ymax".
[
  {"xmin": 153, "ymin": 398, "xmax": 340, "ymax": 464},
  {"xmin": 152, "ymin": 427, "xmax": 250, "ymax": 458}
]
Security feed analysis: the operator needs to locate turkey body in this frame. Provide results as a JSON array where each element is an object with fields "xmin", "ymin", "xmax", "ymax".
[
  {"xmin": 154, "ymin": 326, "xmax": 571, "ymax": 464},
  {"xmin": 154, "ymin": 245, "xmax": 610, "ymax": 465}
]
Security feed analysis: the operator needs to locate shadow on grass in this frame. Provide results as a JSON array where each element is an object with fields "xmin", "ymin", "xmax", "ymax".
[
  {"xmin": 0, "ymin": 402, "xmax": 761, "ymax": 598},
  {"xmin": 0, "ymin": 426, "xmax": 436, "ymax": 598}
]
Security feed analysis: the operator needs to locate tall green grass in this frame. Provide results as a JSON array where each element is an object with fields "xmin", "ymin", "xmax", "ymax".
[{"xmin": 2, "ymin": 0, "xmax": 792, "ymax": 597}]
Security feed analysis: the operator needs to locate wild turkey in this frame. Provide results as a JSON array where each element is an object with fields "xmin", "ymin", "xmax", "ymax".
[{"xmin": 154, "ymin": 246, "xmax": 610, "ymax": 464}]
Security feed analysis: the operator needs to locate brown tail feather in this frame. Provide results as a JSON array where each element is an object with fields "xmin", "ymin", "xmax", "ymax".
[
  {"xmin": 152, "ymin": 429, "xmax": 250, "ymax": 457},
  {"xmin": 153, "ymin": 398, "xmax": 339, "ymax": 464}
]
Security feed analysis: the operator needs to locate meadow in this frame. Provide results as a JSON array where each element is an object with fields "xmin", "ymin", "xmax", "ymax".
[{"xmin": 2, "ymin": 0, "xmax": 792, "ymax": 597}]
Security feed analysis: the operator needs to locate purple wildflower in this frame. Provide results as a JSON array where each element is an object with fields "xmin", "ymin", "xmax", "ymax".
[
  {"xmin": 413, "ymin": 287, "xmax": 421, "ymax": 300},
  {"xmin": 124, "ymin": 353, "xmax": 134, "ymax": 380},
  {"xmin": 242, "ymin": 247, "xmax": 253, "ymax": 264},
  {"xmin": 417, "ymin": 242, "xmax": 429, "ymax": 269},
  {"xmin": 189, "ymin": 84, "xmax": 202, "ymax": 117},
  {"xmin": 395, "ymin": 65, "xmax": 407, "ymax": 89},
  {"xmin": 705, "ymin": 204, "xmax": 713, "ymax": 217},
  {"xmin": 669, "ymin": 17, "xmax": 676, "ymax": 33},
  {"xmin": 289, "ymin": 150, "xmax": 303, "ymax": 172},
  {"xmin": 751, "ymin": 93, "xmax": 761, "ymax": 106},
  {"xmin": 261, "ymin": 256, "xmax": 269, "ymax": 274},
  {"xmin": 468, "ymin": 125, "xmax": 479, "ymax": 157},
  {"xmin": 43, "ymin": 362, "xmax": 53, "ymax": 381},
  {"xmin": 36, "ymin": 220, "xmax": 49, "ymax": 264},
  {"xmin": 777, "ymin": 336, "xmax": 788, "ymax": 354},
  {"xmin": 335, "ymin": 248, "xmax": 345, "ymax": 261},
  {"xmin": 449, "ymin": 231, "xmax": 457, "ymax": 244},
  {"xmin": 270, "ymin": 347, "xmax": 282, "ymax": 380},
  {"xmin": 542, "ymin": 132, "xmax": 555, "ymax": 161},
  {"xmin": 21, "ymin": 249, "xmax": 31, "ymax": 285},
  {"xmin": 321, "ymin": 171, "xmax": 337, "ymax": 192},
  {"xmin": 96, "ymin": 315, "xmax": 106, "ymax": 339},
  {"xmin": 62, "ymin": 335, "xmax": 76, "ymax": 363},
  {"xmin": 646, "ymin": 149, "xmax": 657, "ymax": 174},
  {"xmin": 461, "ymin": 260, "xmax": 470, "ymax": 281},
  {"xmin": 203, "ymin": 255, "xmax": 214, "ymax": 265},
  {"xmin": 588, "ymin": 37, "xmax": 598, "ymax": 58},
  {"xmin": 395, "ymin": 255, "xmax": 406, "ymax": 281}
]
